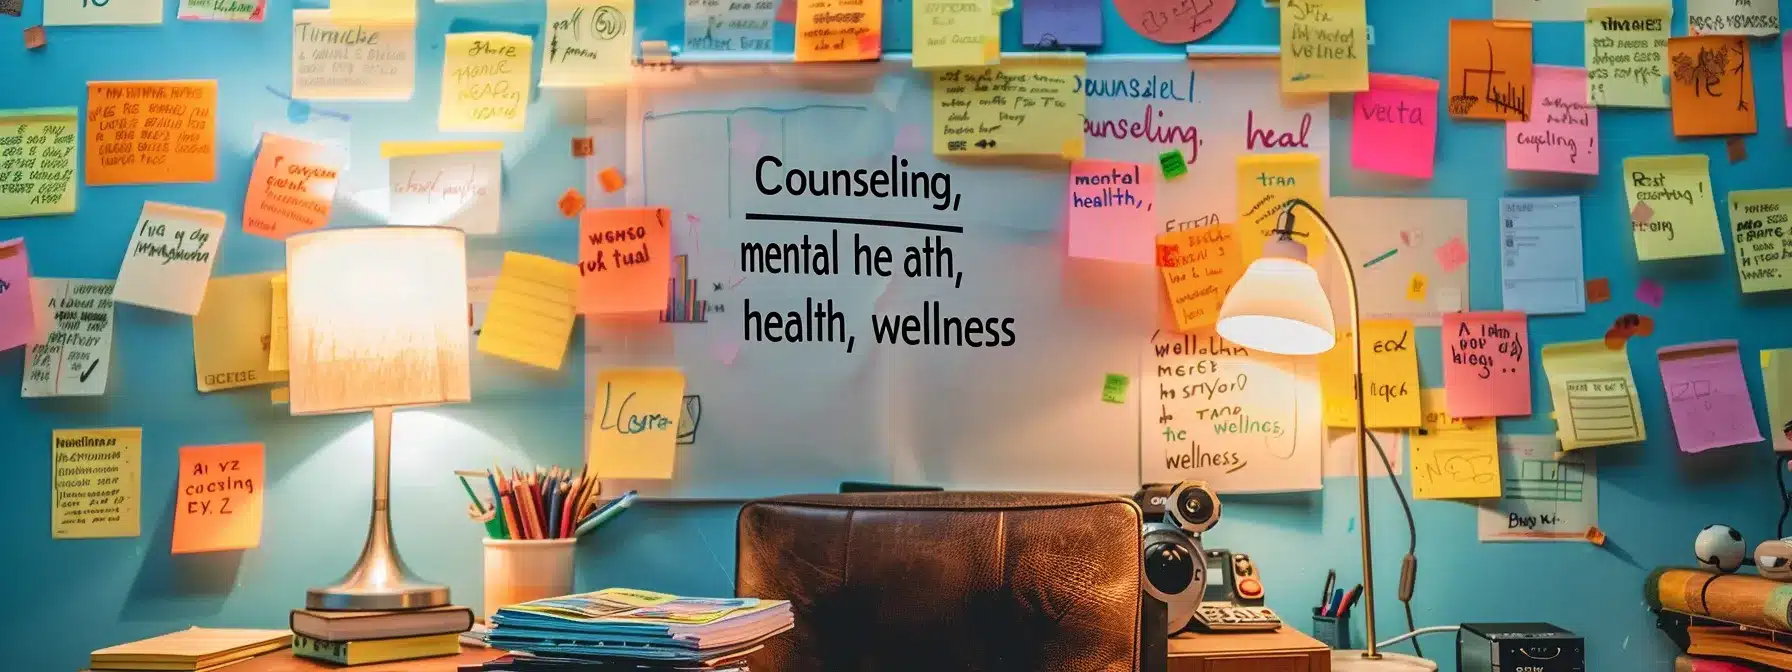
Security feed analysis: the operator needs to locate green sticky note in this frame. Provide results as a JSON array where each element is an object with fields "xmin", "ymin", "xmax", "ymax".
[
  {"xmin": 1102, "ymin": 373, "xmax": 1129, "ymax": 404},
  {"xmin": 1158, "ymin": 150, "xmax": 1188, "ymax": 180}
]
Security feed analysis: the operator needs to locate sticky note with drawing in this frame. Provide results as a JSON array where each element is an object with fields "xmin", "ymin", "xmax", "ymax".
[
  {"xmin": 1623, "ymin": 155, "xmax": 1724, "ymax": 260},
  {"xmin": 1409, "ymin": 389, "xmax": 1501, "ymax": 500},
  {"xmin": 588, "ymin": 368, "xmax": 687, "ymax": 479},
  {"xmin": 1446, "ymin": 20, "xmax": 1533, "ymax": 121},
  {"xmin": 541, "ymin": 0, "xmax": 635, "ymax": 88},
  {"xmin": 1542, "ymin": 339, "xmax": 1646, "ymax": 451},
  {"xmin": 1477, "ymin": 434, "xmax": 1597, "ymax": 542},
  {"xmin": 1668, "ymin": 35, "xmax": 1756, "ymax": 138},
  {"xmin": 1657, "ymin": 340, "xmax": 1762, "ymax": 453}
]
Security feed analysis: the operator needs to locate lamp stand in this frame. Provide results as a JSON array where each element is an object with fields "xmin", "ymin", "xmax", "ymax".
[{"xmin": 307, "ymin": 406, "xmax": 451, "ymax": 611}]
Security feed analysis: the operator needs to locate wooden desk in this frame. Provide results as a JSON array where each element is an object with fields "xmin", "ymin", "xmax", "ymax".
[
  {"xmin": 1168, "ymin": 627, "xmax": 1332, "ymax": 672},
  {"xmin": 227, "ymin": 647, "xmax": 502, "ymax": 671}
]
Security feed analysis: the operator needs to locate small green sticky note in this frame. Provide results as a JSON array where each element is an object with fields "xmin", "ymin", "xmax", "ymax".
[
  {"xmin": 1158, "ymin": 150, "xmax": 1188, "ymax": 179},
  {"xmin": 1102, "ymin": 373, "xmax": 1130, "ymax": 404}
]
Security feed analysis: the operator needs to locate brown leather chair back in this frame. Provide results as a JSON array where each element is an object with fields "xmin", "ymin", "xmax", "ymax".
[{"xmin": 736, "ymin": 492, "xmax": 1143, "ymax": 672}]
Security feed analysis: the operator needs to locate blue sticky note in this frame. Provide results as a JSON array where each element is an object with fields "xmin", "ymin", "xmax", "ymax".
[
  {"xmin": 1498, "ymin": 196, "xmax": 1586, "ymax": 316},
  {"xmin": 1022, "ymin": 0, "xmax": 1102, "ymax": 48}
]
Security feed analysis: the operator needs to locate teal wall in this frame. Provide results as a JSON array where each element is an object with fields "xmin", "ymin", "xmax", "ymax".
[{"xmin": 1, "ymin": 0, "xmax": 1784, "ymax": 670}]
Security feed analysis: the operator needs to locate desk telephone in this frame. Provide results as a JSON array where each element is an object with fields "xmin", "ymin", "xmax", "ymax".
[{"xmin": 1186, "ymin": 549, "xmax": 1282, "ymax": 633}]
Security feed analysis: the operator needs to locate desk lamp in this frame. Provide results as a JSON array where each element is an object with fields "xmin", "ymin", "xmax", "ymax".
[
  {"xmin": 1215, "ymin": 200, "xmax": 1434, "ymax": 672},
  {"xmin": 286, "ymin": 226, "xmax": 471, "ymax": 611}
]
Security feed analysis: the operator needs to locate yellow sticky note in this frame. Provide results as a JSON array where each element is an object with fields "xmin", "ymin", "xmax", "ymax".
[
  {"xmin": 327, "ymin": 0, "xmax": 414, "ymax": 22},
  {"xmin": 172, "ymin": 443, "xmax": 265, "ymax": 554},
  {"xmin": 1624, "ymin": 155, "xmax": 1723, "ymax": 261},
  {"xmin": 932, "ymin": 56, "xmax": 1085, "ymax": 157},
  {"xmin": 912, "ymin": 0, "xmax": 999, "ymax": 69},
  {"xmin": 1280, "ymin": 0, "xmax": 1369, "ymax": 93},
  {"xmin": 1584, "ymin": 6, "xmax": 1670, "ymax": 109},
  {"xmin": 1236, "ymin": 153, "xmax": 1325, "ymax": 262},
  {"xmin": 1729, "ymin": 188, "xmax": 1792, "ymax": 293},
  {"xmin": 797, "ymin": 0, "xmax": 883, "ymax": 62},
  {"xmin": 1541, "ymin": 339, "xmax": 1646, "ymax": 451},
  {"xmin": 1764, "ymin": 348, "xmax": 1792, "ymax": 452},
  {"xmin": 440, "ymin": 32, "xmax": 533, "ymax": 133},
  {"xmin": 478, "ymin": 252, "xmax": 578, "ymax": 370},
  {"xmin": 1321, "ymin": 319, "xmax": 1421, "ymax": 429},
  {"xmin": 0, "ymin": 108, "xmax": 78, "ymax": 219},
  {"xmin": 541, "ymin": 0, "xmax": 635, "ymax": 88},
  {"xmin": 193, "ymin": 272, "xmax": 289, "ymax": 393},
  {"xmin": 51, "ymin": 427, "xmax": 141, "ymax": 539},
  {"xmin": 1406, "ymin": 273, "xmax": 1428, "ymax": 301},
  {"xmin": 1408, "ymin": 389, "xmax": 1501, "ymax": 499},
  {"xmin": 268, "ymin": 274, "xmax": 288, "ymax": 372},
  {"xmin": 588, "ymin": 368, "xmax": 687, "ymax": 479}
]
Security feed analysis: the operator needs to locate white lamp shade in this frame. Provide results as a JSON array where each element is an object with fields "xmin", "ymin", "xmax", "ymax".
[
  {"xmin": 286, "ymin": 227, "xmax": 471, "ymax": 415},
  {"xmin": 1216, "ymin": 256, "xmax": 1336, "ymax": 356}
]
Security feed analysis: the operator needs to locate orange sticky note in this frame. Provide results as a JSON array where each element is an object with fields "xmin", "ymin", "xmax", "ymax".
[
  {"xmin": 578, "ymin": 207, "xmax": 671, "ymax": 315},
  {"xmin": 796, "ymin": 0, "xmax": 882, "ymax": 62},
  {"xmin": 1156, "ymin": 224, "xmax": 1244, "ymax": 333},
  {"xmin": 599, "ymin": 167, "xmax": 625, "ymax": 193},
  {"xmin": 85, "ymin": 80, "xmax": 217, "ymax": 185},
  {"xmin": 24, "ymin": 25, "xmax": 46, "ymax": 49},
  {"xmin": 241, "ymin": 133, "xmax": 343, "ymax": 240},
  {"xmin": 171, "ymin": 443, "xmax": 264, "ymax": 554},
  {"xmin": 1441, "ymin": 311, "xmax": 1533, "ymax": 417},
  {"xmin": 1668, "ymin": 36, "xmax": 1756, "ymax": 137},
  {"xmin": 558, "ymin": 188, "xmax": 585, "ymax": 217},
  {"xmin": 1446, "ymin": 20, "xmax": 1533, "ymax": 121}
]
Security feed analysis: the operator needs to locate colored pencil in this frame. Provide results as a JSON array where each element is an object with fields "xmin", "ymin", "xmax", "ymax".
[
  {"xmin": 486, "ymin": 470, "xmax": 510, "ymax": 540},
  {"xmin": 546, "ymin": 481, "xmax": 564, "ymax": 539},
  {"xmin": 559, "ymin": 480, "xmax": 584, "ymax": 539}
]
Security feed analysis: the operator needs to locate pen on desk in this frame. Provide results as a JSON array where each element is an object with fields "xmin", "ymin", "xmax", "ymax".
[
  {"xmin": 574, "ymin": 490, "xmax": 637, "ymax": 538},
  {"xmin": 1320, "ymin": 569, "xmax": 1335, "ymax": 612}
]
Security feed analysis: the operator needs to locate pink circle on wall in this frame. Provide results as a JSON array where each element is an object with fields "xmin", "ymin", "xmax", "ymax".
[{"xmin": 1113, "ymin": 0, "xmax": 1239, "ymax": 44}]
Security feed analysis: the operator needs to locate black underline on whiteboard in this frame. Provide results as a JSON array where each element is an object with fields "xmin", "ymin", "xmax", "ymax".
[{"xmin": 744, "ymin": 212, "xmax": 964, "ymax": 234}]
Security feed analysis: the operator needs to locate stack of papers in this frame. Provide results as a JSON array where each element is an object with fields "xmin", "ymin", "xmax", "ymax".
[
  {"xmin": 89, "ymin": 627, "xmax": 290, "ymax": 671},
  {"xmin": 487, "ymin": 588, "xmax": 792, "ymax": 667}
]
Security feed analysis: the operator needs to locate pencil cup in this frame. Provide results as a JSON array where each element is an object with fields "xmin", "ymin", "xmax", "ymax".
[
  {"xmin": 1312, "ymin": 609, "xmax": 1352, "ymax": 650},
  {"xmin": 482, "ymin": 538, "xmax": 575, "ymax": 621}
]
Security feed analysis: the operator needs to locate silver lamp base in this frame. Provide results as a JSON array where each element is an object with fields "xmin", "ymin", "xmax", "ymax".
[{"xmin": 307, "ymin": 576, "xmax": 450, "ymax": 611}]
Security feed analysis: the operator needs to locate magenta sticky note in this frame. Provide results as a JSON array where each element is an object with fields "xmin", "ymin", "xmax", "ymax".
[
  {"xmin": 0, "ymin": 238, "xmax": 35, "ymax": 352},
  {"xmin": 1066, "ymin": 160, "xmax": 1157, "ymax": 264},
  {"xmin": 1435, "ymin": 236, "xmax": 1469, "ymax": 273},
  {"xmin": 1659, "ymin": 340, "xmax": 1763, "ymax": 453},
  {"xmin": 1506, "ymin": 66, "xmax": 1599, "ymax": 175},
  {"xmin": 1351, "ymin": 73, "xmax": 1439, "ymax": 179},
  {"xmin": 1636, "ymin": 278, "xmax": 1664, "ymax": 308},
  {"xmin": 1441, "ymin": 311, "xmax": 1533, "ymax": 417}
]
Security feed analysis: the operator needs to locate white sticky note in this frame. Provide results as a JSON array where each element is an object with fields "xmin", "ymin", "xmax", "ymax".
[
  {"xmin": 387, "ymin": 147, "xmax": 502, "ymax": 234},
  {"xmin": 22, "ymin": 279, "xmax": 116, "ymax": 398},
  {"xmin": 112, "ymin": 202, "xmax": 225, "ymax": 315}
]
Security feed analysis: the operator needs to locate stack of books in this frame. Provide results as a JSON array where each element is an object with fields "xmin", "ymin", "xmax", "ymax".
[
  {"xmin": 476, "ymin": 588, "xmax": 794, "ymax": 671},
  {"xmin": 88, "ymin": 627, "xmax": 290, "ymax": 671},
  {"xmin": 289, "ymin": 604, "xmax": 474, "ymax": 666}
]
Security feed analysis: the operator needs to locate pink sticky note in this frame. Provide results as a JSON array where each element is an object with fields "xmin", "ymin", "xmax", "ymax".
[
  {"xmin": 1351, "ymin": 73, "xmax": 1439, "ymax": 179},
  {"xmin": 0, "ymin": 238, "xmax": 34, "ymax": 352},
  {"xmin": 714, "ymin": 341, "xmax": 740, "ymax": 366},
  {"xmin": 1636, "ymin": 278, "xmax": 1664, "ymax": 308},
  {"xmin": 894, "ymin": 125, "xmax": 927, "ymax": 154},
  {"xmin": 1441, "ymin": 311, "xmax": 1533, "ymax": 417},
  {"xmin": 1659, "ymin": 340, "xmax": 1763, "ymax": 453},
  {"xmin": 1434, "ymin": 236, "xmax": 1469, "ymax": 273},
  {"xmin": 1506, "ymin": 66, "xmax": 1599, "ymax": 175},
  {"xmin": 1066, "ymin": 160, "xmax": 1157, "ymax": 264}
]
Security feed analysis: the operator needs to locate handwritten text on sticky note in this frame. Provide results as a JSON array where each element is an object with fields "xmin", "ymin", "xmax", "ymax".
[
  {"xmin": 1157, "ymin": 224, "xmax": 1243, "ymax": 333},
  {"xmin": 1507, "ymin": 66, "xmax": 1597, "ymax": 175},
  {"xmin": 1625, "ymin": 154, "xmax": 1724, "ymax": 261},
  {"xmin": 579, "ymin": 208, "xmax": 671, "ymax": 315},
  {"xmin": 172, "ymin": 443, "xmax": 264, "ymax": 554},
  {"xmin": 1067, "ymin": 160, "xmax": 1156, "ymax": 264},
  {"xmin": 112, "ymin": 203, "xmax": 224, "ymax": 316},
  {"xmin": 588, "ymin": 368, "xmax": 687, "ymax": 479},
  {"xmin": 85, "ymin": 80, "xmax": 216, "ymax": 185},
  {"xmin": 0, "ymin": 108, "xmax": 78, "ymax": 218},
  {"xmin": 52, "ymin": 428, "xmax": 141, "ymax": 539},
  {"xmin": 1442, "ymin": 311, "xmax": 1532, "ymax": 417},
  {"xmin": 1351, "ymin": 75, "xmax": 1438, "ymax": 179},
  {"xmin": 441, "ymin": 33, "xmax": 532, "ymax": 132}
]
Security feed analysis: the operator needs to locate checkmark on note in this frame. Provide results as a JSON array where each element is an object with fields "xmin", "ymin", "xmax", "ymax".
[{"xmin": 80, "ymin": 359, "xmax": 101, "ymax": 382}]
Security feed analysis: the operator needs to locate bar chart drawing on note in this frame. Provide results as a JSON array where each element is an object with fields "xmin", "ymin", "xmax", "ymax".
[
  {"xmin": 660, "ymin": 255, "xmax": 710, "ymax": 324},
  {"xmin": 1565, "ymin": 377, "xmax": 1643, "ymax": 443}
]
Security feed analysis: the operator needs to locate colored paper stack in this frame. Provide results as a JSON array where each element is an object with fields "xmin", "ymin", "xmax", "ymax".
[
  {"xmin": 288, "ymin": 604, "xmax": 474, "ymax": 666},
  {"xmin": 476, "ymin": 588, "xmax": 794, "ymax": 671}
]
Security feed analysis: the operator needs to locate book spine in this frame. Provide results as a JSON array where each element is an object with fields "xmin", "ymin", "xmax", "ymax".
[{"xmin": 291, "ymin": 635, "xmax": 349, "ymax": 665}]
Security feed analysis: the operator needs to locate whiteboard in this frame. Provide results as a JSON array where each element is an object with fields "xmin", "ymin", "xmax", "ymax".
[{"xmin": 584, "ymin": 58, "xmax": 1332, "ymax": 499}]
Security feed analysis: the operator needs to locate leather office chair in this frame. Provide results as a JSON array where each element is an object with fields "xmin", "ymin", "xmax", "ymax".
[{"xmin": 736, "ymin": 491, "xmax": 1148, "ymax": 672}]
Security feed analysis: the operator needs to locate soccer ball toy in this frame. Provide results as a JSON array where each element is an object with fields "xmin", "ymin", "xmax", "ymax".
[{"xmin": 1696, "ymin": 525, "xmax": 1747, "ymax": 574}]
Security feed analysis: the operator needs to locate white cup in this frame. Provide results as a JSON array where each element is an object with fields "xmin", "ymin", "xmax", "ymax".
[{"xmin": 482, "ymin": 538, "xmax": 576, "ymax": 621}]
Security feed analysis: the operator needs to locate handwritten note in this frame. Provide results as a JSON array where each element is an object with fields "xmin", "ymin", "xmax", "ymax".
[
  {"xmin": 796, "ymin": 0, "xmax": 881, "ymax": 62},
  {"xmin": 113, "ymin": 203, "xmax": 223, "ymax": 316},
  {"xmin": 580, "ymin": 207, "xmax": 671, "ymax": 315},
  {"xmin": 1351, "ymin": 74, "xmax": 1438, "ymax": 179},
  {"xmin": 1236, "ymin": 153, "xmax": 1324, "ymax": 262},
  {"xmin": 1763, "ymin": 348, "xmax": 1792, "ymax": 452},
  {"xmin": 0, "ymin": 239, "xmax": 33, "ymax": 353},
  {"xmin": 1143, "ymin": 330, "xmax": 1323, "ymax": 494},
  {"xmin": 1668, "ymin": 36, "xmax": 1756, "ymax": 137},
  {"xmin": 1690, "ymin": 0, "xmax": 1778, "ymax": 36},
  {"xmin": 543, "ymin": 0, "xmax": 634, "ymax": 88},
  {"xmin": 178, "ymin": 0, "xmax": 262, "ymax": 21},
  {"xmin": 1447, "ymin": 20, "xmax": 1533, "ymax": 121},
  {"xmin": 932, "ymin": 57, "xmax": 1085, "ymax": 159},
  {"xmin": 1506, "ymin": 66, "xmax": 1597, "ymax": 174},
  {"xmin": 193, "ymin": 273, "xmax": 288, "ymax": 393},
  {"xmin": 269, "ymin": 274, "xmax": 287, "ymax": 372},
  {"xmin": 44, "ymin": 0, "xmax": 161, "ymax": 24},
  {"xmin": 1156, "ymin": 224, "xmax": 1244, "ymax": 332},
  {"xmin": 1111, "ymin": 0, "xmax": 1235, "ymax": 43},
  {"xmin": 1500, "ymin": 196, "xmax": 1585, "ymax": 315},
  {"xmin": 1320, "ymin": 319, "xmax": 1421, "ymax": 428},
  {"xmin": 292, "ymin": 11, "xmax": 416, "ymax": 101},
  {"xmin": 23, "ymin": 279, "xmax": 115, "ymax": 398},
  {"xmin": 241, "ymin": 134, "xmax": 342, "ymax": 240},
  {"xmin": 85, "ymin": 81, "xmax": 216, "ymax": 185},
  {"xmin": 0, "ymin": 108, "xmax": 78, "ymax": 218},
  {"xmin": 1067, "ymin": 160, "xmax": 1156, "ymax": 264},
  {"xmin": 172, "ymin": 443, "xmax": 264, "ymax": 554},
  {"xmin": 479, "ymin": 252, "xmax": 578, "ymax": 370},
  {"xmin": 685, "ymin": 0, "xmax": 774, "ymax": 52},
  {"xmin": 383, "ymin": 141, "xmax": 502, "ymax": 234},
  {"xmin": 912, "ymin": 0, "xmax": 998, "ymax": 69},
  {"xmin": 51, "ymin": 428, "xmax": 140, "ymax": 539},
  {"xmin": 1624, "ymin": 155, "xmax": 1723, "ymax": 260},
  {"xmin": 1730, "ymin": 189, "xmax": 1792, "ymax": 293},
  {"xmin": 1442, "ymin": 311, "xmax": 1531, "ymax": 417},
  {"xmin": 1477, "ymin": 435, "xmax": 1597, "ymax": 542},
  {"xmin": 1542, "ymin": 339, "xmax": 1646, "ymax": 451},
  {"xmin": 1585, "ymin": 5, "xmax": 1670, "ymax": 109},
  {"xmin": 1021, "ymin": 0, "xmax": 1100, "ymax": 47},
  {"xmin": 588, "ymin": 368, "xmax": 687, "ymax": 479},
  {"xmin": 1658, "ymin": 340, "xmax": 1763, "ymax": 453},
  {"xmin": 1410, "ymin": 389, "xmax": 1501, "ymax": 500},
  {"xmin": 441, "ymin": 33, "xmax": 532, "ymax": 132},
  {"xmin": 1280, "ymin": 0, "xmax": 1367, "ymax": 93}
]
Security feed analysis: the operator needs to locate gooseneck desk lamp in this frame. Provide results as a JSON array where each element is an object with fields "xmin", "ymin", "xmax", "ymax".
[
  {"xmin": 286, "ymin": 226, "xmax": 472, "ymax": 611},
  {"xmin": 1215, "ymin": 200, "xmax": 1433, "ymax": 672}
]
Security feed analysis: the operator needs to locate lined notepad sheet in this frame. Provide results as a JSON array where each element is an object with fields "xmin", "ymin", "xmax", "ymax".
[
  {"xmin": 90, "ymin": 627, "xmax": 290, "ymax": 670},
  {"xmin": 478, "ymin": 252, "xmax": 579, "ymax": 370}
]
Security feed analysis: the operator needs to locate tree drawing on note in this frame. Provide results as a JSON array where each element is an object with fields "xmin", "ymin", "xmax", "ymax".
[
  {"xmin": 1668, "ymin": 36, "xmax": 1755, "ymax": 136},
  {"xmin": 1447, "ymin": 20, "xmax": 1533, "ymax": 121}
]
